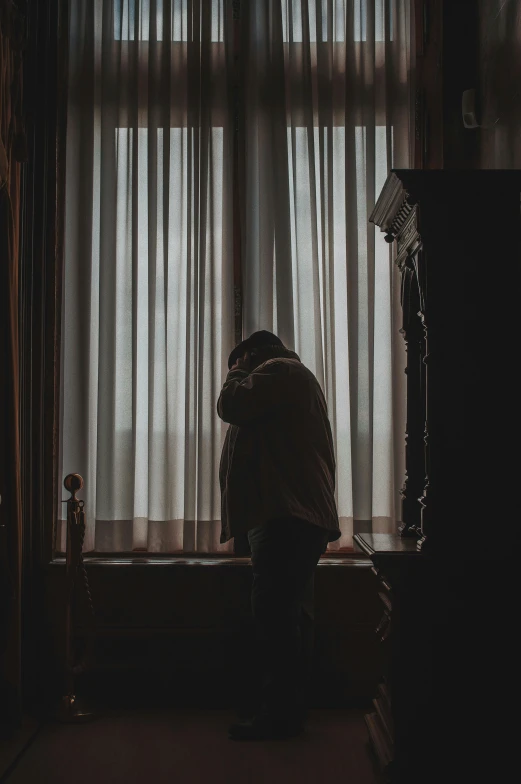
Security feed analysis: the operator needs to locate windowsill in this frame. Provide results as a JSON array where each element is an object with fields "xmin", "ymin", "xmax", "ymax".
[{"xmin": 47, "ymin": 552, "xmax": 370, "ymax": 567}]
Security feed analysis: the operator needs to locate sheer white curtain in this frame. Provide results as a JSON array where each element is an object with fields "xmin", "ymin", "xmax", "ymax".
[{"xmin": 58, "ymin": 0, "xmax": 412, "ymax": 554}]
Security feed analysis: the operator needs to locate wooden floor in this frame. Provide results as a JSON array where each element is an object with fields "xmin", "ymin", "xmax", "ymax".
[{"xmin": 2, "ymin": 709, "xmax": 381, "ymax": 784}]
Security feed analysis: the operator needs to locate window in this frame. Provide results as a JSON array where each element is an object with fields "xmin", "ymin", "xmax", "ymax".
[{"xmin": 60, "ymin": 1, "xmax": 411, "ymax": 554}]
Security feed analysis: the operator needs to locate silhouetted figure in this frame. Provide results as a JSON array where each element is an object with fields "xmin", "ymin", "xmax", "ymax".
[{"xmin": 217, "ymin": 330, "xmax": 341, "ymax": 741}]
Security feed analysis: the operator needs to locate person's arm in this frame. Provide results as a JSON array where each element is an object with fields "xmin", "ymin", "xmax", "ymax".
[{"xmin": 217, "ymin": 361, "xmax": 299, "ymax": 427}]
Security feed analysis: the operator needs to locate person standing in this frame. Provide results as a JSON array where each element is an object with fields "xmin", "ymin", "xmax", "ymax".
[{"xmin": 217, "ymin": 330, "xmax": 341, "ymax": 741}]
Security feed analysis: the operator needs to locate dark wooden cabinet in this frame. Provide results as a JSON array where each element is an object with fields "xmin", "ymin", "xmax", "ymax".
[
  {"xmin": 368, "ymin": 170, "xmax": 521, "ymax": 554},
  {"xmin": 355, "ymin": 170, "xmax": 520, "ymax": 784}
]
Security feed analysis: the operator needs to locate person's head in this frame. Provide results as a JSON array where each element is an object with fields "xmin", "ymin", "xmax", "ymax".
[{"xmin": 227, "ymin": 330, "xmax": 285, "ymax": 371}]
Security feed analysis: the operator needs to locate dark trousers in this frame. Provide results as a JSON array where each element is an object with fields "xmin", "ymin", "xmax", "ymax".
[{"xmin": 247, "ymin": 517, "xmax": 329, "ymax": 723}]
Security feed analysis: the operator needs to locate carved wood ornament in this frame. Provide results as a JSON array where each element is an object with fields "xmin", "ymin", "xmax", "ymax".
[{"xmin": 370, "ymin": 172, "xmax": 429, "ymax": 550}]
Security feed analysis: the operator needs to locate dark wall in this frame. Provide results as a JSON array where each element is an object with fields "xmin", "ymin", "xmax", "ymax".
[
  {"xmin": 414, "ymin": 0, "xmax": 479, "ymax": 169},
  {"xmin": 441, "ymin": 0, "xmax": 479, "ymax": 168},
  {"xmin": 15, "ymin": 0, "xmax": 387, "ymax": 718},
  {"xmin": 476, "ymin": 0, "xmax": 521, "ymax": 168},
  {"xmin": 416, "ymin": 0, "xmax": 521, "ymax": 169}
]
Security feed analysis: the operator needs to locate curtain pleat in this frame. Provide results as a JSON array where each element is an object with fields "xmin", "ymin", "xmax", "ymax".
[{"xmin": 60, "ymin": 0, "xmax": 411, "ymax": 554}]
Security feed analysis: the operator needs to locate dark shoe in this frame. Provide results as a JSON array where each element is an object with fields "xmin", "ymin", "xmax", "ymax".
[{"xmin": 228, "ymin": 713, "xmax": 305, "ymax": 741}]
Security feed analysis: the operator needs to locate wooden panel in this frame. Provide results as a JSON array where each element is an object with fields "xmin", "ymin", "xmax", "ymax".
[{"xmin": 33, "ymin": 560, "xmax": 383, "ymax": 712}]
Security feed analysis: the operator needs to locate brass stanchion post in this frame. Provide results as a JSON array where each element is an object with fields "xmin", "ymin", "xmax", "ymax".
[{"xmin": 52, "ymin": 473, "xmax": 97, "ymax": 722}]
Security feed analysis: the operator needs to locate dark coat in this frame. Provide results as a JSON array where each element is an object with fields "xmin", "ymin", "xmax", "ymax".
[{"xmin": 217, "ymin": 346, "xmax": 341, "ymax": 549}]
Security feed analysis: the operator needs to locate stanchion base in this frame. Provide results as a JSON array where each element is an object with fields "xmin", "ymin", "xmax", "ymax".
[{"xmin": 51, "ymin": 694, "xmax": 99, "ymax": 723}]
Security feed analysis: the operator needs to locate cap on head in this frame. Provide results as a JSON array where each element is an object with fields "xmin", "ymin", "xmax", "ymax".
[{"xmin": 227, "ymin": 330, "xmax": 284, "ymax": 370}]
